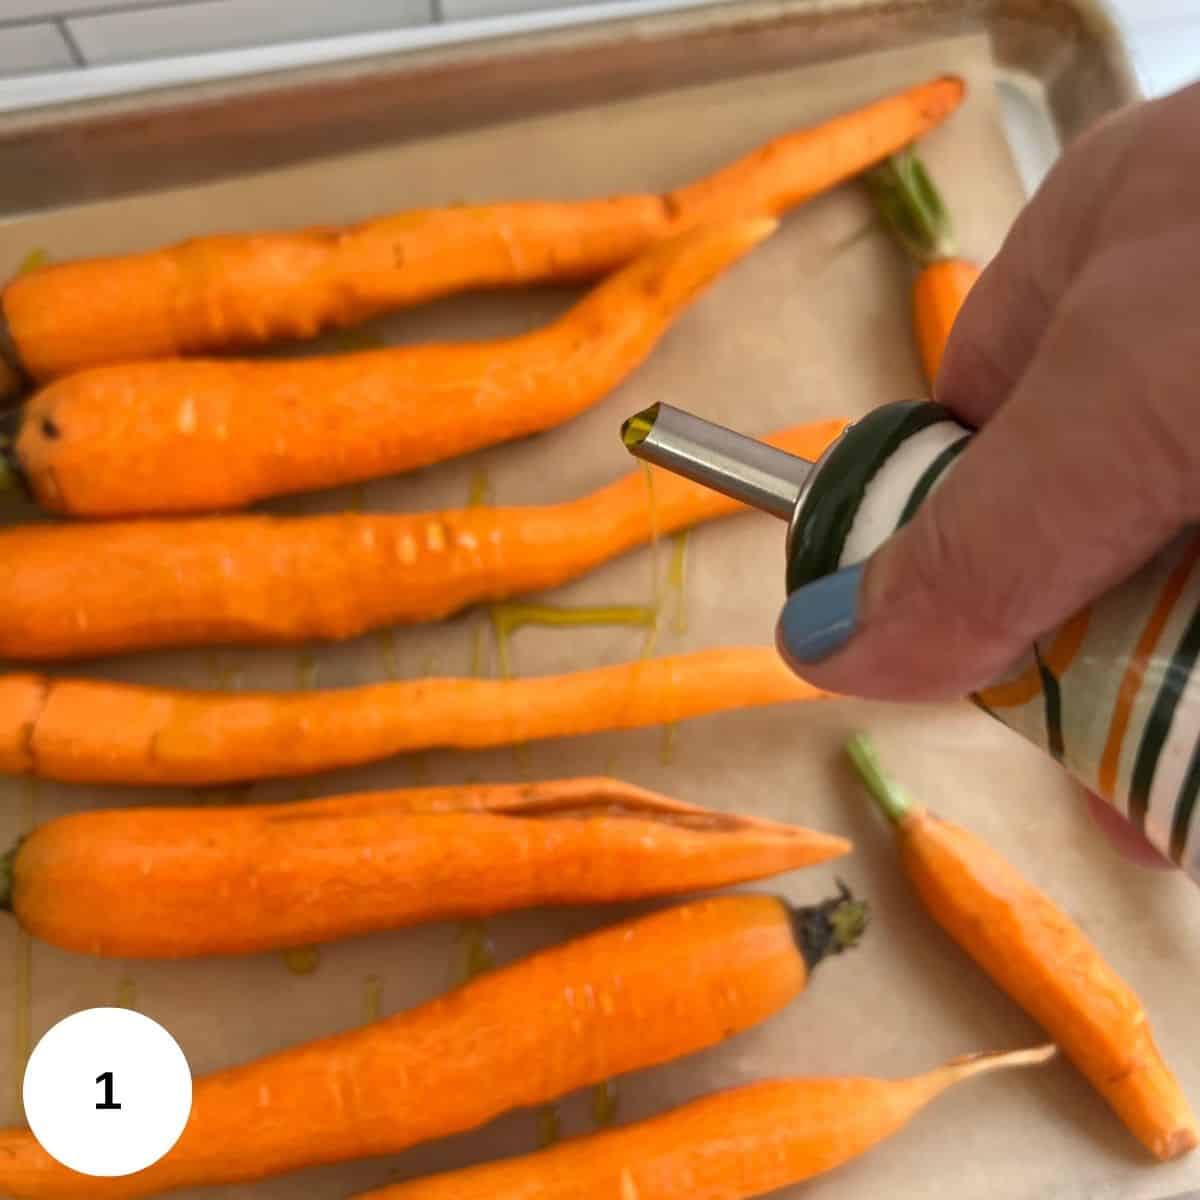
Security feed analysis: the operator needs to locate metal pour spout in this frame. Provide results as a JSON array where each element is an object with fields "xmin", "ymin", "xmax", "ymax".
[{"xmin": 621, "ymin": 402, "xmax": 815, "ymax": 521}]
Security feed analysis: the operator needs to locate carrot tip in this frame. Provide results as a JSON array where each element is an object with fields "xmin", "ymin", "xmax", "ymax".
[{"xmin": 1159, "ymin": 1125, "xmax": 1200, "ymax": 1161}]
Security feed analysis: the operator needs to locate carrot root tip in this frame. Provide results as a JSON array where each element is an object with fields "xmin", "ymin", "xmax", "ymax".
[{"xmin": 790, "ymin": 879, "xmax": 869, "ymax": 970}]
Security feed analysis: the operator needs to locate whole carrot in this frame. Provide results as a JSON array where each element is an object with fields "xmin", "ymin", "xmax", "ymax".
[
  {"xmin": 1, "ymin": 220, "xmax": 771, "ymax": 517},
  {"xmin": 356, "ymin": 1045, "xmax": 1054, "ymax": 1200},
  {"xmin": 847, "ymin": 734, "xmax": 1199, "ymax": 1161},
  {"xmin": 1, "ymin": 776, "xmax": 850, "ymax": 958},
  {"xmin": 0, "ymin": 645, "xmax": 827, "ymax": 786},
  {"xmin": 0, "ymin": 891, "xmax": 868, "ymax": 1198},
  {"xmin": 0, "ymin": 417, "xmax": 846, "ymax": 661},
  {"xmin": 1, "ymin": 76, "xmax": 965, "ymax": 382},
  {"xmin": 864, "ymin": 147, "xmax": 980, "ymax": 384}
]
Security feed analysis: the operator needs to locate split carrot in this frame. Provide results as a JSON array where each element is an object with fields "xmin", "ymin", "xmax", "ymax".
[
  {"xmin": 356, "ymin": 1045, "xmax": 1054, "ymax": 1200},
  {"xmin": 1, "ymin": 776, "xmax": 850, "ymax": 958},
  {"xmin": 0, "ymin": 645, "xmax": 828, "ymax": 786},
  {"xmin": 0, "ymin": 417, "xmax": 847, "ymax": 661},
  {"xmin": 1, "ymin": 220, "xmax": 772, "ymax": 517},
  {"xmin": 0, "ymin": 891, "xmax": 868, "ymax": 1198},
  {"xmin": 2, "ymin": 76, "xmax": 965, "ymax": 381},
  {"xmin": 847, "ymin": 734, "xmax": 1199, "ymax": 1162},
  {"xmin": 864, "ymin": 147, "xmax": 980, "ymax": 384}
]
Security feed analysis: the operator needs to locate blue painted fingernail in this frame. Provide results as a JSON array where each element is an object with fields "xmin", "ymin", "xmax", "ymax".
[{"xmin": 777, "ymin": 563, "xmax": 864, "ymax": 665}]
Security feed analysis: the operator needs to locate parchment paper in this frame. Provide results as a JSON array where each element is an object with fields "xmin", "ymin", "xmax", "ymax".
[{"xmin": 2, "ymin": 32, "xmax": 1197, "ymax": 1200}]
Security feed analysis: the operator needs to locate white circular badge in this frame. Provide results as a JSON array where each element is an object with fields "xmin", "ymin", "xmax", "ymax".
[{"xmin": 23, "ymin": 1008, "xmax": 192, "ymax": 1177}]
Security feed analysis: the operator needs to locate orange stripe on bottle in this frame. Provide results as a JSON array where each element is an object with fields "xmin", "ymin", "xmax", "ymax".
[
  {"xmin": 1097, "ymin": 538, "xmax": 1200, "ymax": 796},
  {"xmin": 976, "ymin": 608, "xmax": 1091, "ymax": 710}
]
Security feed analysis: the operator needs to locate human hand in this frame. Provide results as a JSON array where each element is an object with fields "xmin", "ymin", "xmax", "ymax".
[{"xmin": 776, "ymin": 82, "xmax": 1200, "ymax": 866}]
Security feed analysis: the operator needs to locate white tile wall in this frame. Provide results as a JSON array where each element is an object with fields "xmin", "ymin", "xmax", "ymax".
[
  {"xmin": 440, "ymin": 0, "xmax": 592, "ymax": 22},
  {"xmin": 0, "ymin": 19, "xmax": 73, "ymax": 72},
  {"xmin": 66, "ymin": 0, "xmax": 432, "ymax": 65},
  {"xmin": 0, "ymin": 0, "xmax": 144, "ymax": 18},
  {"xmin": 0, "ymin": 0, "xmax": 1194, "ymax": 106}
]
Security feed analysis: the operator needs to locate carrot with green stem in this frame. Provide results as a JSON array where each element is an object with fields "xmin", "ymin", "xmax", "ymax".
[
  {"xmin": 847, "ymin": 733, "xmax": 1199, "ymax": 1161},
  {"xmin": 0, "ymin": 417, "xmax": 846, "ymax": 661},
  {"xmin": 1, "ymin": 220, "xmax": 771, "ymax": 517},
  {"xmin": 1, "ymin": 776, "xmax": 850, "ymax": 958},
  {"xmin": 864, "ymin": 147, "xmax": 980, "ymax": 384},
  {"xmin": 0, "ymin": 645, "xmax": 828, "ymax": 786},
  {"xmin": 356, "ymin": 1044, "xmax": 1055, "ymax": 1200},
  {"xmin": 1, "ymin": 76, "xmax": 965, "ymax": 383},
  {"xmin": 0, "ymin": 891, "xmax": 868, "ymax": 1198}
]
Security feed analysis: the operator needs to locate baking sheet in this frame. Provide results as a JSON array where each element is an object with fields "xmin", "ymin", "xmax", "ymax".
[{"xmin": 1, "ymin": 29, "xmax": 1197, "ymax": 1200}]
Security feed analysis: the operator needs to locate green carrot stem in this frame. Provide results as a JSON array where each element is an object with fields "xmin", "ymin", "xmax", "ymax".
[
  {"xmin": 864, "ymin": 148, "xmax": 958, "ymax": 266},
  {"xmin": 846, "ymin": 733, "xmax": 916, "ymax": 826}
]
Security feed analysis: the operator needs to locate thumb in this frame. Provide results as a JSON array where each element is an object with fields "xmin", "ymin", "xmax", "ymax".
[{"xmin": 777, "ymin": 237, "xmax": 1199, "ymax": 701}]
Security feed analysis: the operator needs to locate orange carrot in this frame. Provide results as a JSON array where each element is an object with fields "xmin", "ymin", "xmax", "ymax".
[
  {"xmin": 2, "ymin": 776, "xmax": 850, "ymax": 958},
  {"xmin": 2, "ymin": 220, "xmax": 771, "ymax": 517},
  {"xmin": 847, "ymin": 734, "xmax": 1199, "ymax": 1161},
  {"xmin": 2, "ymin": 77, "xmax": 965, "ymax": 382},
  {"xmin": 0, "ymin": 892, "xmax": 867, "ymax": 1198},
  {"xmin": 0, "ymin": 646, "xmax": 827, "ymax": 786},
  {"xmin": 0, "ymin": 417, "xmax": 847, "ymax": 661},
  {"xmin": 864, "ymin": 148, "xmax": 980, "ymax": 384},
  {"xmin": 356, "ymin": 1045, "xmax": 1054, "ymax": 1200}
]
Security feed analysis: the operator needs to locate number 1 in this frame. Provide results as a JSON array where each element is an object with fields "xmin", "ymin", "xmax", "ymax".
[{"xmin": 96, "ymin": 1071, "xmax": 121, "ymax": 1110}]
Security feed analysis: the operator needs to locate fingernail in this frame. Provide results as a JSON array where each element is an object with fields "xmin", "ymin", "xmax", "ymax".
[{"xmin": 777, "ymin": 563, "xmax": 864, "ymax": 665}]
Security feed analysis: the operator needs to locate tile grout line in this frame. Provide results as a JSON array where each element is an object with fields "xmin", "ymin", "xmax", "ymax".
[
  {"xmin": 55, "ymin": 17, "xmax": 86, "ymax": 66},
  {"xmin": 0, "ymin": 1, "xmax": 216, "ymax": 34}
]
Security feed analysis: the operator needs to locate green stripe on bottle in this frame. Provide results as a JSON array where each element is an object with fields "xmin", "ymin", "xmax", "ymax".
[
  {"xmin": 786, "ymin": 401, "xmax": 952, "ymax": 594},
  {"xmin": 1169, "ymin": 740, "xmax": 1200, "ymax": 863},
  {"xmin": 895, "ymin": 435, "xmax": 969, "ymax": 529},
  {"xmin": 1128, "ymin": 606, "xmax": 1200, "ymax": 831},
  {"xmin": 1033, "ymin": 643, "xmax": 1066, "ymax": 763}
]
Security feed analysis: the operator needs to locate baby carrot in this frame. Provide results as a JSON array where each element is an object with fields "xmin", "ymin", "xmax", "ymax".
[
  {"xmin": 2, "ymin": 776, "xmax": 850, "ymax": 958},
  {"xmin": 0, "ymin": 891, "xmax": 868, "ymax": 1198},
  {"xmin": 0, "ymin": 646, "xmax": 828, "ymax": 786},
  {"xmin": 0, "ymin": 417, "xmax": 847, "ymax": 661},
  {"xmin": 2, "ymin": 220, "xmax": 772, "ymax": 517},
  {"xmin": 847, "ymin": 734, "xmax": 1199, "ymax": 1161},
  {"xmin": 356, "ymin": 1045, "xmax": 1054, "ymax": 1200},
  {"xmin": 2, "ymin": 76, "xmax": 965, "ymax": 381},
  {"xmin": 864, "ymin": 147, "xmax": 980, "ymax": 384}
]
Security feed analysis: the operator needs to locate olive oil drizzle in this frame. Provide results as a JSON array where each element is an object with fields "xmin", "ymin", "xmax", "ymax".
[
  {"xmin": 590, "ymin": 1079, "xmax": 619, "ymax": 1128},
  {"xmin": 16, "ymin": 248, "xmax": 49, "ymax": 275},
  {"xmin": 536, "ymin": 1105, "xmax": 563, "ymax": 1148},
  {"xmin": 282, "ymin": 946, "xmax": 321, "ymax": 976},
  {"xmin": 363, "ymin": 975, "xmax": 382, "ymax": 1023},
  {"xmin": 667, "ymin": 530, "xmax": 690, "ymax": 635},
  {"xmin": 451, "ymin": 920, "xmax": 496, "ymax": 986}
]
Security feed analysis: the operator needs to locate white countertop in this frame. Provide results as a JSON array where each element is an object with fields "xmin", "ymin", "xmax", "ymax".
[{"xmin": 0, "ymin": 0, "xmax": 1194, "ymax": 115}]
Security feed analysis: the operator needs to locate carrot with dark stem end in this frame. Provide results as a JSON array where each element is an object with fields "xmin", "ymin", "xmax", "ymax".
[
  {"xmin": 1, "ymin": 776, "xmax": 850, "ymax": 958},
  {"xmin": 0, "ymin": 417, "xmax": 847, "ymax": 661},
  {"xmin": 356, "ymin": 1044, "xmax": 1055, "ymax": 1200},
  {"xmin": 0, "ymin": 891, "xmax": 868, "ymax": 1198},
  {"xmin": 2, "ymin": 76, "xmax": 965, "ymax": 382},
  {"xmin": 0, "ymin": 645, "xmax": 828, "ymax": 786},
  {"xmin": 847, "ymin": 733, "xmax": 1199, "ymax": 1162},
  {"xmin": 864, "ymin": 147, "xmax": 980, "ymax": 384},
  {"xmin": 1, "ymin": 220, "xmax": 771, "ymax": 517}
]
